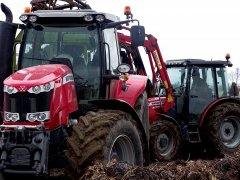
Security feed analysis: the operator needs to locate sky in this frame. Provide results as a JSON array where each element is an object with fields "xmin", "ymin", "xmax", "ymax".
[{"xmin": 0, "ymin": 0, "xmax": 239, "ymax": 70}]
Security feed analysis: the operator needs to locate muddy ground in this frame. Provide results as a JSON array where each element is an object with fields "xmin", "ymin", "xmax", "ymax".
[{"xmin": 49, "ymin": 151, "xmax": 240, "ymax": 180}]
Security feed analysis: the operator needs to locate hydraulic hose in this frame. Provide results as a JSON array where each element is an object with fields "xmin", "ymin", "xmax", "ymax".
[{"xmin": 74, "ymin": 0, "xmax": 91, "ymax": 9}]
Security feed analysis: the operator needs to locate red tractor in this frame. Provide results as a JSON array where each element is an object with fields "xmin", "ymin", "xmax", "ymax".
[{"xmin": 0, "ymin": 1, "xmax": 150, "ymax": 178}]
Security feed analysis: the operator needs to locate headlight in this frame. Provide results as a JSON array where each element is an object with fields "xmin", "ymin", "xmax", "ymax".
[
  {"xmin": 27, "ymin": 114, "xmax": 38, "ymax": 122},
  {"xmin": 19, "ymin": 15, "xmax": 28, "ymax": 22},
  {"xmin": 63, "ymin": 74, "xmax": 74, "ymax": 85},
  {"xmin": 95, "ymin": 15, "xmax": 105, "ymax": 22},
  {"xmin": 4, "ymin": 85, "xmax": 18, "ymax": 94},
  {"xmin": 32, "ymin": 85, "xmax": 41, "ymax": 94},
  {"xmin": 29, "ymin": 15, "xmax": 37, "ymax": 22},
  {"xmin": 4, "ymin": 112, "xmax": 20, "ymax": 122},
  {"xmin": 38, "ymin": 113, "xmax": 47, "ymax": 121},
  {"xmin": 28, "ymin": 81, "xmax": 54, "ymax": 94},
  {"xmin": 84, "ymin": 15, "xmax": 94, "ymax": 22},
  {"xmin": 43, "ymin": 83, "xmax": 52, "ymax": 91},
  {"xmin": 26, "ymin": 111, "xmax": 50, "ymax": 122}
]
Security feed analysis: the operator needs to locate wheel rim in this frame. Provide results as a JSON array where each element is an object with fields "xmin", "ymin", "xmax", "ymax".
[
  {"xmin": 156, "ymin": 132, "xmax": 173, "ymax": 156},
  {"xmin": 109, "ymin": 135, "xmax": 135, "ymax": 164},
  {"xmin": 219, "ymin": 116, "xmax": 240, "ymax": 148}
]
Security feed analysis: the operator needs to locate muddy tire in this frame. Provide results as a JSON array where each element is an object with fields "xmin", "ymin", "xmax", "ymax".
[
  {"xmin": 65, "ymin": 109, "xmax": 143, "ymax": 179},
  {"xmin": 202, "ymin": 102, "xmax": 240, "ymax": 157},
  {"xmin": 134, "ymin": 91, "xmax": 149, "ymax": 140},
  {"xmin": 150, "ymin": 119, "xmax": 181, "ymax": 161}
]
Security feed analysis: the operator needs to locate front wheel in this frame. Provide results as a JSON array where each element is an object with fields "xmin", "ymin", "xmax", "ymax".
[
  {"xmin": 150, "ymin": 119, "xmax": 181, "ymax": 161},
  {"xmin": 202, "ymin": 102, "xmax": 240, "ymax": 156},
  {"xmin": 134, "ymin": 90, "xmax": 149, "ymax": 140},
  {"xmin": 65, "ymin": 110, "xmax": 143, "ymax": 179}
]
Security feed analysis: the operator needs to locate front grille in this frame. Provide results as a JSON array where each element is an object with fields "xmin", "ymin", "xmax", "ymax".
[
  {"xmin": 5, "ymin": 90, "xmax": 52, "ymax": 122},
  {"xmin": 9, "ymin": 148, "xmax": 31, "ymax": 166}
]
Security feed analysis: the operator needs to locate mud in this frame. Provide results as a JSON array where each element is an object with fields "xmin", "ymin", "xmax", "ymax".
[{"xmin": 49, "ymin": 151, "xmax": 240, "ymax": 180}]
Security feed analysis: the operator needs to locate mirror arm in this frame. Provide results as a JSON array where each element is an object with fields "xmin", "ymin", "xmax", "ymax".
[
  {"xmin": 18, "ymin": 24, "xmax": 25, "ymax": 30},
  {"xmin": 103, "ymin": 19, "xmax": 140, "ymax": 29}
]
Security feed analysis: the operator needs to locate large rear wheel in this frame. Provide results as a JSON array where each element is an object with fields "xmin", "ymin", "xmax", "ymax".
[
  {"xmin": 65, "ymin": 109, "xmax": 143, "ymax": 179},
  {"xmin": 150, "ymin": 119, "xmax": 181, "ymax": 161},
  {"xmin": 202, "ymin": 102, "xmax": 240, "ymax": 156}
]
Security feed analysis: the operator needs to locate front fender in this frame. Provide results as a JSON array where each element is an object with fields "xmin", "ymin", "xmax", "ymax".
[
  {"xmin": 110, "ymin": 75, "xmax": 148, "ymax": 107},
  {"xmin": 90, "ymin": 99, "xmax": 146, "ymax": 135}
]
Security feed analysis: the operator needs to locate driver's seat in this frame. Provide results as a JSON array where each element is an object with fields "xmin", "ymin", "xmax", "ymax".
[{"xmin": 50, "ymin": 55, "xmax": 74, "ymax": 72}]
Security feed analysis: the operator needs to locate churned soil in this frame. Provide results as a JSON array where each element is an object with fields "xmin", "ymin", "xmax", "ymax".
[{"xmin": 50, "ymin": 151, "xmax": 240, "ymax": 180}]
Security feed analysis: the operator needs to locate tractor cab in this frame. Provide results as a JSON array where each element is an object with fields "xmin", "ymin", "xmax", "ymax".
[
  {"xmin": 1, "ymin": 1, "xmax": 145, "ymax": 110},
  {"xmin": 165, "ymin": 59, "xmax": 233, "ymax": 124}
]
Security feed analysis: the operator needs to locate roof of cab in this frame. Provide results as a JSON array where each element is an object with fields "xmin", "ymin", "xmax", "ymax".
[
  {"xmin": 166, "ymin": 59, "xmax": 233, "ymax": 67},
  {"xmin": 22, "ymin": 9, "xmax": 120, "ymax": 22}
]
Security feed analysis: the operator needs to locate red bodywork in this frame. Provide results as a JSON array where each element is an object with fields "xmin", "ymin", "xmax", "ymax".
[
  {"xmin": 148, "ymin": 97, "xmax": 166, "ymax": 124},
  {"xmin": 109, "ymin": 75, "xmax": 148, "ymax": 107},
  {"xmin": 3, "ymin": 64, "xmax": 78, "ymax": 130}
]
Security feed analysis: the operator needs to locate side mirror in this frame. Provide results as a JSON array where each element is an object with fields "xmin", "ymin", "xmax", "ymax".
[
  {"xmin": 130, "ymin": 25, "xmax": 145, "ymax": 46},
  {"xmin": 231, "ymin": 82, "xmax": 239, "ymax": 97}
]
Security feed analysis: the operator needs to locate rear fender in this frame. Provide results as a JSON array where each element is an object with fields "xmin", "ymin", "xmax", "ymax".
[
  {"xmin": 158, "ymin": 113, "xmax": 181, "ymax": 131},
  {"xmin": 199, "ymin": 97, "xmax": 240, "ymax": 127},
  {"xmin": 153, "ymin": 113, "xmax": 183, "ymax": 142},
  {"xmin": 90, "ymin": 99, "xmax": 149, "ymax": 164},
  {"xmin": 110, "ymin": 75, "xmax": 148, "ymax": 107}
]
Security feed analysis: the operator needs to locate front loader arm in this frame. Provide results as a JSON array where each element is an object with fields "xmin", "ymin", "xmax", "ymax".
[
  {"xmin": 118, "ymin": 28, "xmax": 174, "ymax": 112},
  {"xmin": 144, "ymin": 34, "xmax": 174, "ymax": 112}
]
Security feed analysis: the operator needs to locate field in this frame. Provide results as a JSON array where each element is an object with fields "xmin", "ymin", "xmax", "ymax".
[{"xmin": 49, "ymin": 151, "xmax": 240, "ymax": 180}]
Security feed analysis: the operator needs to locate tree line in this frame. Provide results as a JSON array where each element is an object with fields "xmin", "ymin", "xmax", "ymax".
[
  {"xmin": 229, "ymin": 67, "xmax": 240, "ymax": 86},
  {"xmin": 229, "ymin": 67, "xmax": 239, "ymax": 96}
]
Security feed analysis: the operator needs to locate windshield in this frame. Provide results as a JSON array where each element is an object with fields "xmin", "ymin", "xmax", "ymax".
[
  {"xmin": 20, "ymin": 24, "xmax": 100, "ymax": 101},
  {"xmin": 21, "ymin": 24, "xmax": 99, "ymax": 69}
]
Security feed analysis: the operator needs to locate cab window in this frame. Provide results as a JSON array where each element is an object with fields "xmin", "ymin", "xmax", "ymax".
[{"xmin": 103, "ymin": 28, "xmax": 120, "ymax": 73}]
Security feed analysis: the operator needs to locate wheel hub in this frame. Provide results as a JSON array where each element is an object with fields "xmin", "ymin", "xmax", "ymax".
[
  {"xmin": 220, "ymin": 117, "xmax": 240, "ymax": 148},
  {"xmin": 157, "ymin": 133, "xmax": 173, "ymax": 155},
  {"xmin": 159, "ymin": 134, "xmax": 169, "ymax": 149},
  {"xmin": 221, "ymin": 122, "xmax": 234, "ymax": 141}
]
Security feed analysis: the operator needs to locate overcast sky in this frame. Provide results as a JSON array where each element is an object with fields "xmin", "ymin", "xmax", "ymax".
[{"xmin": 1, "ymin": 0, "xmax": 239, "ymax": 70}]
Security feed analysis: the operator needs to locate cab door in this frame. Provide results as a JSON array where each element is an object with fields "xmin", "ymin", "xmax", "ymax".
[
  {"xmin": 189, "ymin": 67, "xmax": 217, "ymax": 121},
  {"xmin": 166, "ymin": 66, "xmax": 188, "ymax": 120}
]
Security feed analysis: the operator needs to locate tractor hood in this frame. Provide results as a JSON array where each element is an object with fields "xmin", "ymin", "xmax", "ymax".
[{"xmin": 4, "ymin": 64, "xmax": 72, "ymax": 92}]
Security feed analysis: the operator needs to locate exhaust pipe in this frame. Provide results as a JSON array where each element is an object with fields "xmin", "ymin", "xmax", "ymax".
[
  {"xmin": 0, "ymin": 3, "xmax": 13, "ymax": 23},
  {"xmin": 0, "ymin": 3, "xmax": 17, "ymax": 123}
]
